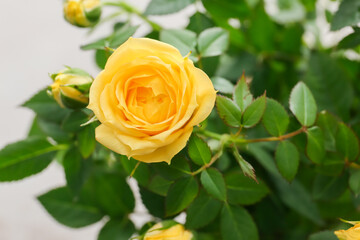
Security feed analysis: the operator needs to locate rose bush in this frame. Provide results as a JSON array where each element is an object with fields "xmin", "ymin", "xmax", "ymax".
[
  {"xmin": 88, "ymin": 37, "xmax": 216, "ymax": 163},
  {"xmin": 2, "ymin": 0, "xmax": 359, "ymax": 238}
]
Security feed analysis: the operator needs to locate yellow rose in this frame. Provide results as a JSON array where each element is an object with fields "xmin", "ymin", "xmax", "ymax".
[
  {"xmin": 50, "ymin": 67, "xmax": 93, "ymax": 109},
  {"xmin": 88, "ymin": 37, "xmax": 216, "ymax": 163},
  {"xmin": 335, "ymin": 223, "xmax": 360, "ymax": 240},
  {"xmin": 144, "ymin": 222, "xmax": 193, "ymax": 240},
  {"xmin": 63, "ymin": 0, "xmax": 101, "ymax": 27}
]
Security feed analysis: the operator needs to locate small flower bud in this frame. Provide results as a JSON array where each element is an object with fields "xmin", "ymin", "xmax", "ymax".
[
  {"xmin": 49, "ymin": 67, "xmax": 93, "ymax": 109},
  {"xmin": 63, "ymin": 0, "xmax": 101, "ymax": 28}
]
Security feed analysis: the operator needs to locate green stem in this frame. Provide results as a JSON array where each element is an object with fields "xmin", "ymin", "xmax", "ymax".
[
  {"xmin": 192, "ymin": 147, "xmax": 223, "ymax": 176},
  {"xmin": 199, "ymin": 127, "xmax": 307, "ymax": 144},
  {"xmin": 198, "ymin": 129, "xmax": 223, "ymax": 140},
  {"xmin": 233, "ymin": 127, "xmax": 307, "ymax": 144},
  {"xmin": 194, "ymin": 125, "xmax": 306, "ymax": 176},
  {"xmin": 191, "ymin": 135, "xmax": 227, "ymax": 175},
  {"xmin": 102, "ymin": 1, "xmax": 161, "ymax": 31}
]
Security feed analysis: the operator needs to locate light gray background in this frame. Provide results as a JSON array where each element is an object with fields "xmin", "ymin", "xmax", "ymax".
[
  {"xmin": 0, "ymin": 0, "xmax": 352, "ymax": 239},
  {"xmin": 0, "ymin": 1, "xmax": 194, "ymax": 239}
]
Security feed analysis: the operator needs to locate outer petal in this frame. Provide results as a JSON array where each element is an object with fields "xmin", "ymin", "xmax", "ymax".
[
  {"xmin": 95, "ymin": 124, "xmax": 193, "ymax": 164},
  {"xmin": 105, "ymin": 37, "xmax": 184, "ymax": 76},
  {"xmin": 95, "ymin": 124, "xmax": 132, "ymax": 156},
  {"xmin": 131, "ymin": 128, "xmax": 193, "ymax": 163},
  {"xmin": 88, "ymin": 70, "xmax": 110, "ymax": 123},
  {"xmin": 184, "ymin": 60, "xmax": 217, "ymax": 127}
]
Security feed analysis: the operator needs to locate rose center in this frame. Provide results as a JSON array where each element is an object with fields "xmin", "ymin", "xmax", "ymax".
[{"xmin": 136, "ymin": 86, "xmax": 171, "ymax": 123}]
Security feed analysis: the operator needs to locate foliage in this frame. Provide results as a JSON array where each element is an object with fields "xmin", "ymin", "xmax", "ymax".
[{"xmin": 1, "ymin": 0, "xmax": 360, "ymax": 239}]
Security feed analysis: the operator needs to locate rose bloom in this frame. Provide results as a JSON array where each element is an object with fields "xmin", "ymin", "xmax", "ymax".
[
  {"xmin": 88, "ymin": 37, "xmax": 216, "ymax": 163},
  {"xmin": 335, "ymin": 223, "xmax": 360, "ymax": 240},
  {"xmin": 144, "ymin": 223, "xmax": 193, "ymax": 240}
]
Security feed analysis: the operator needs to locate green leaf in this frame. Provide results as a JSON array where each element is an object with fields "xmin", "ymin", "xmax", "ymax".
[
  {"xmin": 186, "ymin": 191, "xmax": 222, "ymax": 229},
  {"xmin": 275, "ymin": 141, "xmax": 299, "ymax": 181},
  {"xmin": 201, "ymin": 0, "xmax": 250, "ymax": 19},
  {"xmin": 22, "ymin": 89, "xmax": 70, "ymax": 123},
  {"xmin": 349, "ymin": 170, "xmax": 360, "ymax": 195},
  {"xmin": 336, "ymin": 123, "xmax": 359, "ymax": 161},
  {"xmin": 140, "ymin": 187, "xmax": 166, "ymax": 218},
  {"xmin": 119, "ymin": 156, "xmax": 150, "ymax": 186},
  {"xmin": 81, "ymin": 38, "xmax": 108, "ymax": 51},
  {"xmin": 95, "ymin": 49, "xmax": 111, "ymax": 69},
  {"xmin": 304, "ymin": 53, "xmax": 353, "ymax": 119},
  {"xmin": 280, "ymin": 23, "xmax": 304, "ymax": 54},
  {"xmin": 248, "ymin": 6, "xmax": 276, "ymax": 51},
  {"xmin": 0, "ymin": 137, "xmax": 61, "ymax": 181},
  {"xmin": 309, "ymin": 231, "xmax": 338, "ymax": 240},
  {"xmin": 145, "ymin": 0, "xmax": 195, "ymax": 15},
  {"xmin": 316, "ymin": 152, "xmax": 345, "ymax": 177},
  {"xmin": 262, "ymin": 98, "xmax": 289, "ymax": 136},
  {"xmin": 63, "ymin": 147, "xmax": 89, "ymax": 196},
  {"xmin": 37, "ymin": 118, "xmax": 71, "ymax": 143},
  {"xmin": 38, "ymin": 187, "xmax": 103, "ymax": 228},
  {"xmin": 200, "ymin": 168, "xmax": 227, "ymax": 201},
  {"xmin": 273, "ymin": 177, "xmax": 323, "ymax": 225},
  {"xmin": 312, "ymin": 174, "xmax": 348, "ymax": 201},
  {"xmin": 289, "ymin": 82, "xmax": 317, "ymax": 127},
  {"xmin": 217, "ymin": 54, "xmax": 256, "ymax": 81},
  {"xmin": 88, "ymin": 172, "xmax": 135, "ymax": 217},
  {"xmin": 248, "ymin": 144, "xmax": 281, "ymax": 177},
  {"xmin": 201, "ymin": 55, "xmax": 220, "ymax": 76},
  {"xmin": 109, "ymin": 25, "xmax": 139, "ymax": 48},
  {"xmin": 77, "ymin": 124, "xmax": 96, "ymax": 158},
  {"xmin": 152, "ymin": 155, "xmax": 191, "ymax": 180},
  {"xmin": 62, "ymin": 110, "xmax": 90, "ymax": 132},
  {"xmin": 249, "ymin": 145, "xmax": 323, "ymax": 224},
  {"xmin": 330, "ymin": 0, "xmax": 360, "ymax": 30},
  {"xmin": 212, "ymin": 76, "xmax": 234, "ymax": 94},
  {"xmin": 233, "ymin": 75, "xmax": 253, "ymax": 113},
  {"xmin": 187, "ymin": 12, "xmax": 215, "ymax": 34},
  {"xmin": 188, "ymin": 134, "xmax": 212, "ymax": 166},
  {"xmin": 316, "ymin": 111, "xmax": 338, "ymax": 151},
  {"xmin": 138, "ymin": 222, "xmax": 156, "ymax": 236},
  {"xmin": 160, "ymin": 29, "xmax": 197, "ymax": 56},
  {"xmin": 225, "ymin": 171, "xmax": 269, "ymax": 205},
  {"xmin": 338, "ymin": 28, "xmax": 360, "ymax": 49},
  {"xmin": 28, "ymin": 117, "xmax": 46, "ymax": 137},
  {"xmin": 306, "ymin": 127, "xmax": 325, "ymax": 164},
  {"xmin": 147, "ymin": 175, "xmax": 173, "ymax": 196},
  {"xmin": 166, "ymin": 176, "xmax": 199, "ymax": 216},
  {"xmin": 216, "ymin": 95, "xmax": 242, "ymax": 127},
  {"xmin": 198, "ymin": 28, "xmax": 229, "ymax": 57},
  {"xmin": 242, "ymin": 94, "xmax": 266, "ymax": 128},
  {"xmin": 98, "ymin": 219, "xmax": 135, "ymax": 240},
  {"xmin": 220, "ymin": 204, "xmax": 259, "ymax": 240}
]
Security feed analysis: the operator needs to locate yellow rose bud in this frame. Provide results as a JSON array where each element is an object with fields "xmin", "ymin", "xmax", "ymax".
[
  {"xmin": 88, "ymin": 37, "xmax": 216, "ymax": 163},
  {"xmin": 63, "ymin": 0, "xmax": 101, "ymax": 28},
  {"xmin": 335, "ymin": 223, "xmax": 360, "ymax": 240},
  {"xmin": 50, "ymin": 67, "xmax": 93, "ymax": 109},
  {"xmin": 144, "ymin": 222, "xmax": 193, "ymax": 240}
]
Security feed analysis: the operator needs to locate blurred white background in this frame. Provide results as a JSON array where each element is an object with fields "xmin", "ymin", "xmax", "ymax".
[{"xmin": 0, "ymin": 0, "xmax": 194, "ymax": 239}]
